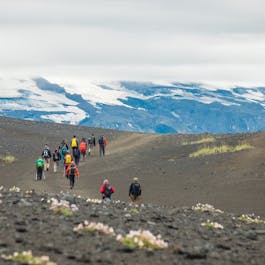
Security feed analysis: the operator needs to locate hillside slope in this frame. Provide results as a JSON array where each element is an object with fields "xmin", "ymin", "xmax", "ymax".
[
  {"xmin": 0, "ymin": 116, "xmax": 264, "ymax": 217},
  {"xmin": 0, "ymin": 190, "xmax": 265, "ymax": 265}
]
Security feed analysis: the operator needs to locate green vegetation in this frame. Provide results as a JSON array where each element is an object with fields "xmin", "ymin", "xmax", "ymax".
[
  {"xmin": 201, "ymin": 220, "xmax": 224, "ymax": 229},
  {"xmin": 52, "ymin": 206, "xmax": 73, "ymax": 216},
  {"xmin": 189, "ymin": 143, "xmax": 253, "ymax": 158},
  {"xmin": 119, "ymin": 236, "xmax": 163, "ymax": 250},
  {"xmin": 0, "ymin": 155, "xmax": 16, "ymax": 164},
  {"xmin": 130, "ymin": 208, "xmax": 139, "ymax": 215},
  {"xmin": 117, "ymin": 230, "xmax": 168, "ymax": 250},
  {"xmin": 181, "ymin": 137, "xmax": 216, "ymax": 145},
  {"xmin": 238, "ymin": 214, "xmax": 265, "ymax": 224},
  {"xmin": 1, "ymin": 250, "xmax": 57, "ymax": 265}
]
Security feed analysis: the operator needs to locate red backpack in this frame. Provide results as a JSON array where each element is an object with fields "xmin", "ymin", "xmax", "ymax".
[{"xmin": 79, "ymin": 141, "xmax": 87, "ymax": 152}]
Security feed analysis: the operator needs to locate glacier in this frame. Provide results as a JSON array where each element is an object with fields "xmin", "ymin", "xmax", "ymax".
[{"xmin": 0, "ymin": 77, "xmax": 264, "ymax": 133}]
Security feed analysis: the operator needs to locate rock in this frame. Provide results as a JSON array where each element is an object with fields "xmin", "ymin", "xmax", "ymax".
[
  {"xmin": 15, "ymin": 227, "xmax": 28, "ymax": 233},
  {"xmin": 61, "ymin": 194, "xmax": 76, "ymax": 204},
  {"xmin": 182, "ymin": 246, "xmax": 209, "ymax": 259},
  {"xmin": 245, "ymin": 231, "xmax": 258, "ymax": 240},
  {"xmin": 18, "ymin": 198, "xmax": 32, "ymax": 207}
]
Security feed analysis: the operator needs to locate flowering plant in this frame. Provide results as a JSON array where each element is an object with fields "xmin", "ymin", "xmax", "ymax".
[
  {"xmin": 130, "ymin": 208, "xmax": 139, "ymax": 215},
  {"xmin": 86, "ymin": 198, "xmax": 102, "ymax": 204},
  {"xmin": 49, "ymin": 198, "xmax": 78, "ymax": 216},
  {"xmin": 238, "ymin": 214, "xmax": 265, "ymax": 224},
  {"xmin": 201, "ymin": 219, "xmax": 224, "ymax": 229},
  {"xmin": 9, "ymin": 186, "xmax": 21, "ymax": 192},
  {"xmin": 73, "ymin": 221, "xmax": 115, "ymax": 235},
  {"xmin": 24, "ymin": 190, "xmax": 33, "ymax": 198},
  {"xmin": 116, "ymin": 230, "xmax": 168, "ymax": 250},
  {"xmin": 192, "ymin": 203, "xmax": 224, "ymax": 214},
  {"xmin": 1, "ymin": 250, "xmax": 57, "ymax": 265}
]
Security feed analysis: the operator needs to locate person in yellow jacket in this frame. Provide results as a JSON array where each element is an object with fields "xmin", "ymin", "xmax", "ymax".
[
  {"xmin": 71, "ymin": 135, "xmax": 79, "ymax": 153},
  {"xmin": 63, "ymin": 151, "xmax": 73, "ymax": 177}
]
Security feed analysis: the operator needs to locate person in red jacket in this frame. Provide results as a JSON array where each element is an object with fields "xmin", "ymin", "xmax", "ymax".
[
  {"xmin": 79, "ymin": 138, "xmax": 87, "ymax": 160},
  {"xmin": 99, "ymin": 179, "xmax": 115, "ymax": 201},
  {"xmin": 66, "ymin": 161, "xmax": 80, "ymax": 189}
]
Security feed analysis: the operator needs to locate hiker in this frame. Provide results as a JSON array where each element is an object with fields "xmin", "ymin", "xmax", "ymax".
[
  {"xmin": 59, "ymin": 141, "xmax": 69, "ymax": 167},
  {"xmin": 91, "ymin": 133, "xmax": 96, "ymax": 147},
  {"xmin": 52, "ymin": 147, "xmax": 61, "ymax": 173},
  {"xmin": 64, "ymin": 151, "xmax": 73, "ymax": 177},
  {"xmin": 66, "ymin": 161, "xmax": 80, "ymax": 189},
  {"xmin": 35, "ymin": 157, "xmax": 44, "ymax": 181},
  {"xmin": 71, "ymin": 135, "xmax": 78, "ymax": 152},
  {"xmin": 87, "ymin": 136, "xmax": 92, "ymax": 156},
  {"xmin": 73, "ymin": 147, "xmax": 81, "ymax": 166},
  {"xmin": 129, "ymin": 177, "xmax": 142, "ymax": 202},
  {"xmin": 79, "ymin": 138, "xmax": 87, "ymax": 160},
  {"xmin": 41, "ymin": 144, "xmax": 52, "ymax": 171},
  {"xmin": 98, "ymin": 135, "xmax": 107, "ymax": 157},
  {"xmin": 99, "ymin": 179, "xmax": 115, "ymax": 201}
]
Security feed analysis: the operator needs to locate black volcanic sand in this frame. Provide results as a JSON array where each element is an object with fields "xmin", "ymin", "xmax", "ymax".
[
  {"xmin": 0, "ymin": 116, "xmax": 265, "ymax": 217},
  {"xmin": 0, "ymin": 190, "xmax": 265, "ymax": 265}
]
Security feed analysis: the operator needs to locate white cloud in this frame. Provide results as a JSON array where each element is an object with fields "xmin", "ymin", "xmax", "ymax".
[{"xmin": 0, "ymin": 0, "xmax": 265, "ymax": 86}]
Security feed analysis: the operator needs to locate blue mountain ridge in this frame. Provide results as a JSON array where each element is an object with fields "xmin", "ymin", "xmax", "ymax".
[{"xmin": 0, "ymin": 78, "xmax": 264, "ymax": 133}]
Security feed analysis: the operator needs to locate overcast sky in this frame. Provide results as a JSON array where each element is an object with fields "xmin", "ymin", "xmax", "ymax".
[{"xmin": 1, "ymin": 0, "xmax": 265, "ymax": 87}]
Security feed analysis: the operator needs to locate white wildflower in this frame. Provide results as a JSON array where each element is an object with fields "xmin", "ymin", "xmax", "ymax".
[
  {"xmin": 192, "ymin": 203, "xmax": 224, "ymax": 214},
  {"xmin": 201, "ymin": 220, "xmax": 224, "ymax": 229},
  {"xmin": 73, "ymin": 221, "xmax": 115, "ymax": 235},
  {"xmin": 117, "ymin": 229, "xmax": 168, "ymax": 249}
]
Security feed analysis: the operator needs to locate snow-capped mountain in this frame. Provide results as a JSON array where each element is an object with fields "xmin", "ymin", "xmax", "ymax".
[{"xmin": 0, "ymin": 77, "xmax": 264, "ymax": 133}]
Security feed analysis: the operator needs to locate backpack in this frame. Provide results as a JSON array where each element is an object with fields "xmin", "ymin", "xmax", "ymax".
[
  {"xmin": 69, "ymin": 165, "xmax": 76, "ymax": 176},
  {"xmin": 87, "ymin": 137, "xmax": 92, "ymax": 145},
  {"xmin": 53, "ymin": 151, "xmax": 60, "ymax": 161},
  {"xmin": 61, "ymin": 146, "xmax": 67, "ymax": 156},
  {"xmin": 91, "ymin": 136, "xmax": 96, "ymax": 146},
  {"xmin": 73, "ymin": 148, "xmax": 79, "ymax": 157},
  {"xmin": 104, "ymin": 184, "xmax": 112, "ymax": 198},
  {"xmin": 37, "ymin": 160, "xmax": 43, "ymax": 168},
  {"xmin": 65, "ymin": 154, "xmax": 72, "ymax": 164},
  {"xmin": 43, "ymin": 149, "xmax": 49, "ymax": 158},
  {"xmin": 71, "ymin": 138, "xmax": 77, "ymax": 147},
  {"xmin": 79, "ymin": 142, "xmax": 86, "ymax": 152},
  {"xmin": 131, "ymin": 183, "xmax": 141, "ymax": 197},
  {"xmin": 98, "ymin": 136, "xmax": 104, "ymax": 145}
]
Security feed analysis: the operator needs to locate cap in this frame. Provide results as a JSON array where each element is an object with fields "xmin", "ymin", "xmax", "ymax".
[{"xmin": 133, "ymin": 177, "xmax": 138, "ymax": 182}]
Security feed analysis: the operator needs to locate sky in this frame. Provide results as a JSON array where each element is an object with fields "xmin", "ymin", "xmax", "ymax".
[{"xmin": 0, "ymin": 0, "xmax": 265, "ymax": 88}]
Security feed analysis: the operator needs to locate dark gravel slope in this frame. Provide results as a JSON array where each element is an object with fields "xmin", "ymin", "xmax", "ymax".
[
  {"xmin": 0, "ymin": 190, "xmax": 265, "ymax": 265},
  {"xmin": 0, "ymin": 115, "xmax": 265, "ymax": 217}
]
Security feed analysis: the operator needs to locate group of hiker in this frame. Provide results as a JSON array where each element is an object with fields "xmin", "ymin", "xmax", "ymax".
[{"xmin": 35, "ymin": 134, "xmax": 142, "ymax": 202}]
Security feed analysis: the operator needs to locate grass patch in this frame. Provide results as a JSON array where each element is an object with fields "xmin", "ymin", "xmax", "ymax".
[
  {"xmin": 181, "ymin": 137, "xmax": 216, "ymax": 145},
  {"xmin": 189, "ymin": 143, "xmax": 253, "ymax": 158},
  {"xmin": 0, "ymin": 155, "xmax": 16, "ymax": 164}
]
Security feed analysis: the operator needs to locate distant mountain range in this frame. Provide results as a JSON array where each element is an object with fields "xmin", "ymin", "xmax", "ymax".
[{"xmin": 0, "ymin": 77, "xmax": 264, "ymax": 133}]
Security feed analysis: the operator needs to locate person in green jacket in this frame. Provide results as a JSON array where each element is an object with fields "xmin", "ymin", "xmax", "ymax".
[{"xmin": 36, "ymin": 157, "xmax": 45, "ymax": 181}]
